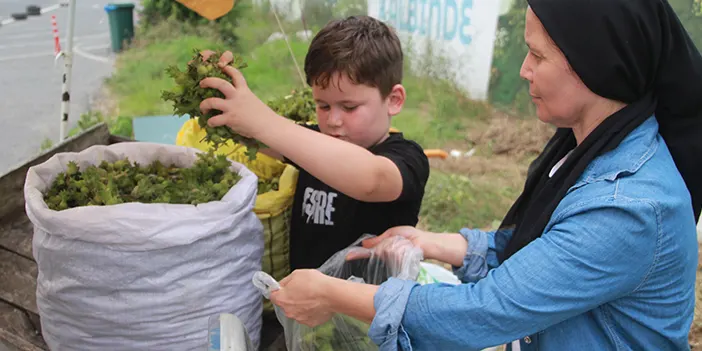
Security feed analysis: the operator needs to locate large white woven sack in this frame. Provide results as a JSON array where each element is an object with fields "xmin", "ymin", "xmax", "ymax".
[{"xmin": 24, "ymin": 142, "xmax": 264, "ymax": 351}]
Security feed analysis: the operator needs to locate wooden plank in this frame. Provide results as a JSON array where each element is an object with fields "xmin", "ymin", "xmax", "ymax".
[
  {"xmin": 261, "ymin": 312, "xmax": 286, "ymax": 351},
  {"xmin": 0, "ymin": 126, "xmax": 132, "ymax": 259},
  {"xmin": 0, "ymin": 127, "xmax": 130, "ymax": 351},
  {"xmin": 0, "ymin": 300, "xmax": 46, "ymax": 351},
  {"xmin": 109, "ymin": 134, "xmax": 135, "ymax": 144},
  {"xmin": 0, "ymin": 123, "xmax": 111, "ymax": 220},
  {"xmin": 0, "ymin": 249, "xmax": 37, "ymax": 315},
  {"xmin": 0, "ymin": 214, "xmax": 33, "ymax": 260}
]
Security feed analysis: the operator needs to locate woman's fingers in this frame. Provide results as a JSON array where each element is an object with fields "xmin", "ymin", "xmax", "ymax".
[
  {"xmin": 362, "ymin": 226, "xmax": 414, "ymax": 248},
  {"xmin": 362, "ymin": 231, "xmax": 396, "ymax": 249},
  {"xmin": 279, "ymin": 271, "xmax": 296, "ymax": 287},
  {"xmin": 345, "ymin": 247, "xmax": 372, "ymax": 261},
  {"xmin": 269, "ymin": 290, "xmax": 282, "ymax": 306}
]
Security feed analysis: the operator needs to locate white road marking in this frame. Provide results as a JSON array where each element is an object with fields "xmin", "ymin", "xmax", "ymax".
[
  {"xmin": 0, "ymin": 51, "xmax": 52, "ymax": 62},
  {"xmin": 0, "ymin": 40, "xmax": 59, "ymax": 49},
  {"xmin": 40, "ymin": 4, "xmax": 61, "ymax": 14},
  {"xmin": 0, "ymin": 26, "xmax": 58, "ymax": 35},
  {"xmin": 1, "ymin": 31, "xmax": 55, "ymax": 40},
  {"xmin": 79, "ymin": 43, "xmax": 110, "ymax": 51},
  {"xmin": 74, "ymin": 44, "xmax": 110, "ymax": 63},
  {"xmin": 0, "ymin": 32, "xmax": 109, "ymax": 47},
  {"xmin": 0, "ymin": 30, "xmax": 110, "ymax": 61},
  {"xmin": 72, "ymin": 32, "xmax": 110, "ymax": 41}
]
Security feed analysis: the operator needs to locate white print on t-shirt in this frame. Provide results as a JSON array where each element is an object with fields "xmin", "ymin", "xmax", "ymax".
[{"xmin": 302, "ymin": 187, "xmax": 337, "ymax": 225}]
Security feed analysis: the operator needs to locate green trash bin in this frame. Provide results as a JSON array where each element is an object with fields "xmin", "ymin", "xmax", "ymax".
[{"xmin": 104, "ymin": 3, "xmax": 135, "ymax": 53}]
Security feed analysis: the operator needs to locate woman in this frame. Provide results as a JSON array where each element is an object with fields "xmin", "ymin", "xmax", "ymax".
[{"xmin": 269, "ymin": 0, "xmax": 702, "ymax": 349}]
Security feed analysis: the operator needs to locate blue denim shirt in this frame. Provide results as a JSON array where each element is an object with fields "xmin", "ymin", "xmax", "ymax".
[{"xmin": 368, "ymin": 116, "xmax": 698, "ymax": 351}]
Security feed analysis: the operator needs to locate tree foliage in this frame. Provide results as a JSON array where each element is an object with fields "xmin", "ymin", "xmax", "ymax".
[
  {"xmin": 139, "ymin": 0, "xmax": 247, "ymax": 46},
  {"xmin": 488, "ymin": 0, "xmax": 533, "ymax": 115},
  {"xmin": 488, "ymin": 0, "xmax": 702, "ymax": 115}
]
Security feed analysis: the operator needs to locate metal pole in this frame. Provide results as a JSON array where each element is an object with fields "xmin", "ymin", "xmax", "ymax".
[{"xmin": 59, "ymin": 0, "xmax": 77, "ymax": 141}]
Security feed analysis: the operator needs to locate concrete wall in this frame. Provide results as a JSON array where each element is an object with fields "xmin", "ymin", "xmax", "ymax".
[{"xmin": 367, "ymin": 0, "xmax": 502, "ymax": 100}]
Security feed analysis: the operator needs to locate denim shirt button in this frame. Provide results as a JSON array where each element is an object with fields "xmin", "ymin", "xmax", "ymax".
[{"xmin": 524, "ymin": 336, "xmax": 532, "ymax": 344}]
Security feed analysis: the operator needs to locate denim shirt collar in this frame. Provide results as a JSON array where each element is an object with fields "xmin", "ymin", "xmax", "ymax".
[{"xmin": 572, "ymin": 115, "xmax": 658, "ymax": 190}]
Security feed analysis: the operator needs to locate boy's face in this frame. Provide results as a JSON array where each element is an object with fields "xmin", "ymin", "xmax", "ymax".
[{"xmin": 312, "ymin": 73, "xmax": 405, "ymax": 149}]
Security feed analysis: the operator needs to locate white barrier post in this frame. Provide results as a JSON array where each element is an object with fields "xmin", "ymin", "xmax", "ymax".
[{"xmin": 58, "ymin": 0, "xmax": 77, "ymax": 141}]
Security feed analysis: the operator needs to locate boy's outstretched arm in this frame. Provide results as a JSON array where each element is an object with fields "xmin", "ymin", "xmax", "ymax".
[
  {"xmin": 260, "ymin": 116, "xmax": 404, "ymax": 202},
  {"xmin": 258, "ymin": 148, "xmax": 284, "ymax": 161},
  {"xmin": 199, "ymin": 65, "xmax": 404, "ymax": 202}
]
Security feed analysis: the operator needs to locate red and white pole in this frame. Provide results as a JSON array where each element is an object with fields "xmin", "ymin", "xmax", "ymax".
[{"xmin": 51, "ymin": 15, "xmax": 61, "ymax": 55}]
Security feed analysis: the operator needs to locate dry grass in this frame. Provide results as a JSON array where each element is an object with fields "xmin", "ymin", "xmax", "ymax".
[
  {"xmin": 690, "ymin": 245, "xmax": 702, "ymax": 348},
  {"xmin": 426, "ymin": 113, "xmax": 555, "ymax": 212},
  {"xmin": 473, "ymin": 112, "xmax": 555, "ymax": 157},
  {"xmin": 90, "ymin": 85, "xmax": 119, "ymax": 117}
]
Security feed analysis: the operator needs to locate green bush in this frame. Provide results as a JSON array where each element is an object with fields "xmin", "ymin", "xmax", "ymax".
[
  {"xmin": 419, "ymin": 171, "xmax": 518, "ymax": 232},
  {"xmin": 488, "ymin": 0, "xmax": 702, "ymax": 115},
  {"xmin": 670, "ymin": 0, "xmax": 702, "ymax": 52},
  {"xmin": 332, "ymin": 0, "xmax": 368, "ymax": 18},
  {"xmin": 69, "ymin": 111, "xmax": 134, "ymax": 139},
  {"xmin": 300, "ymin": 0, "xmax": 335, "ymax": 29},
  {"xmin": 488, "ymin": 0, "xmax": 533, "ymax": 116}
]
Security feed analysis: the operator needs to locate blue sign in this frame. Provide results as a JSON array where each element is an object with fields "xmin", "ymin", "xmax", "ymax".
[{"xmin": 378, "ymin": 0, "xmax": 474, "ymax": 45}]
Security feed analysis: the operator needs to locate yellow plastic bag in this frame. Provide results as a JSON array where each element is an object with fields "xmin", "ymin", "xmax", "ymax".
[{"xmin": 176, "ymin": 118, "xmax": 297, "ymax": 312}]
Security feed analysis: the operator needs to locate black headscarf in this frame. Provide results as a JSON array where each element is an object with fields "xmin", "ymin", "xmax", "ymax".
[{"xmin": 499, "ymin": 0, "xmax": 702, "ymax": 262}]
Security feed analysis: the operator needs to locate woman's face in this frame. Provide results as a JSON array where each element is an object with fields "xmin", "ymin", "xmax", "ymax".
[{"xmin": 519, "ymin": 7, "xmax": 595, "ymax": 128}]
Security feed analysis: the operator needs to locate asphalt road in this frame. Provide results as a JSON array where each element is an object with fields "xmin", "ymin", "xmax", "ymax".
[
  {"xmin": 0, "ymin": 0, "xmax": 56, "ymax": 18},
  {"xmin": 0, "ymin": 0, "xmax": 117, "ymax": 175}
]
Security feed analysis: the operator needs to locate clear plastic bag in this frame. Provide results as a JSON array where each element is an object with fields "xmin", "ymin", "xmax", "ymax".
[{"xmin": 253, "ymin": 234, "xmax": 424, "ymax": 351}]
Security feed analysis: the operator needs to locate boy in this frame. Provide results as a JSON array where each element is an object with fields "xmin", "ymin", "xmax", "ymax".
[{"xmin": 199, "ymin": 16, "xmax": 430, "ymax": 271}]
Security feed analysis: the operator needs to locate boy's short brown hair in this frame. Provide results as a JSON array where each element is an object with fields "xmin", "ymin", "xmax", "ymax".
[{"xmin": 304, "ymin": 16, "xmax": 403, "ymax": 98}]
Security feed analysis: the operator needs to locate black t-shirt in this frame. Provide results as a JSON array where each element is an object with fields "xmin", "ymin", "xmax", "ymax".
[{"xmin": 285, "ymin": 125, "xmax": 430, "ymax": 270}]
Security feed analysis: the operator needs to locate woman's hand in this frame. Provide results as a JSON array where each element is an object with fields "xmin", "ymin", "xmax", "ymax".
[
  {"xmin": 359, "ymin": 226, "xmax": 469, "ymax": 267},
  {"xmin": 270, "ymin": 269, "xmax": 380, "ymax": 327},
  {"xmin": 269, "ymin": 269, "xmax": 336, "ymax": 327}
]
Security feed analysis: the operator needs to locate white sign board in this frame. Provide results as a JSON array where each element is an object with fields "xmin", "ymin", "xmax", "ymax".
[{"xmin": 368, "ymin": 0, "xmax": 502, "ymax": 100}]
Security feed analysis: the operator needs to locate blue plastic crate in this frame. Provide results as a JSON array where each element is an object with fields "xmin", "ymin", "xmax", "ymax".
[{"xmin": 132, "ymin": 114, "xmax": 190, "ymax": 145}]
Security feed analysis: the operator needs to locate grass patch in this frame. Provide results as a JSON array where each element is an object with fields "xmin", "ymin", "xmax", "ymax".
[
  {"xmin": 106, "ymin": 35, "xmax": 310, "ymax": 118},
  {"xmin": 392, "ymin": 40, "xmax": 493, "ymax": 149},
  {"xmin": 233, "ymin": 1, "xmax": 310, "ymax": 54},
  {"xmin": 419, "ymin": 169, "xmax": 520, "ymax": 233},
  {"xmin": 66, "ymin": 111, "xmax": 134, "ymax": 139},
  {"xmin": 242, "ymin": 39, "xmax": 310, "ymax": 100},
  {"xmin": 392, "ymin": 80, "xmax": 492, "ymax": 149}
]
